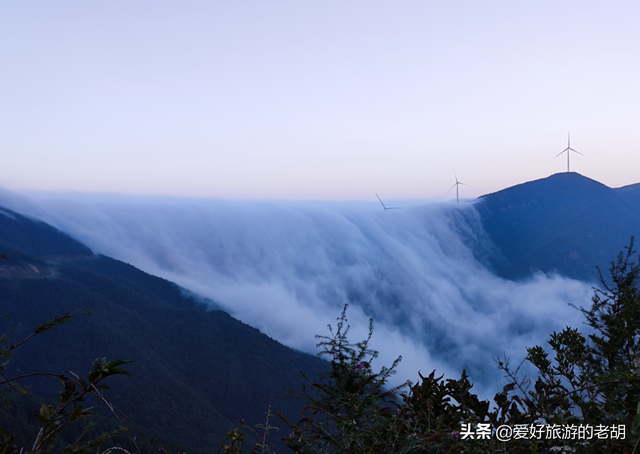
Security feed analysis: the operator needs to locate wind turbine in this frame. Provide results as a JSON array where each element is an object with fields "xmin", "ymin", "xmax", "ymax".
[
  {"xmin": 375, "ymin": 193, "xmax": 400, "ymax": 211},
  {"xmin": 556, "ymin": 132, "xmax": 582, "ymax": 172},
  {"xmin": 447, "ymin": 172, "xmax": 469, "ymax": 204}
]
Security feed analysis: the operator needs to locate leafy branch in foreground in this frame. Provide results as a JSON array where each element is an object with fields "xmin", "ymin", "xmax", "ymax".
[
  {"xmin": 1, "ymin": 310, "xmax": 87, "ymax": 405},
  {"xmin": 512, "ymin": 237, "xmax": 640, "ymax": 452},
  {"xmin": 274, "ymin": 305, "xmax": 411, "ymax": 453},
  {"xmin": 0, "ymin": 311, "xmax": 144, "ymax": 454}
]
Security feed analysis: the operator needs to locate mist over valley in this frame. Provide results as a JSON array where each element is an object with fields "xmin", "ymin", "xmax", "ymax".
[{"xmin": 5, "ymin": 173, "xmax": 632, "ymax": 396}]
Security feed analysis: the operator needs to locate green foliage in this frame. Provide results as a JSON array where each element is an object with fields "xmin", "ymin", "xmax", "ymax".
[
  {"xmin": 1, "ymin": 311, "xmax": 82, "ymax": 406},
  {"xmin": 275, "ymin": 305, "xmax": 410, "ymax": 453},
  {"xmin": 0, "ymin": 310, "xmax": 133, "ymax": 454},
  {"xmin": 224, "ymin": 239, "xmax": 640, "ymax": 453},
  {"xmin": 269, "ymin": 305, "xmax": 502, "ymax": 453},
  {"xmin": 512, "ymin": 237, "xmax": 640, "ymax": 452},
  {"xmin": 218, "ymin": 409, "xmax": 280, "ymax": 454}
]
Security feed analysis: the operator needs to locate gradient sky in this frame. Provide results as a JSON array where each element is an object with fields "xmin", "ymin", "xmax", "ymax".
[{"xmin": 2, "ymin": 1, "xmax": 639, "ymax": 200}]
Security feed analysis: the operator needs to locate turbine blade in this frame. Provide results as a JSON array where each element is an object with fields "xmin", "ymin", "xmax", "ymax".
[{"xmin": 375, "ymin": 193, "xmax": 386, "ymax": 209}]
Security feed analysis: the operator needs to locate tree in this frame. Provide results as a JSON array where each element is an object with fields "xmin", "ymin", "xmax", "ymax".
[
  {"xmin": 519, "ymin": 237, "xmax": 640, "ymax": 452},
  {"xmin": 273, "ymin": 306, "xmax": 494, "ymax": 453},
  {"xmin": 0, "ymin": 310, "xmax": 137, "ymax": 453},
  {"xmin": 274, "ymin": 305, "xmax": 411, "ymax": 453},
  {"xmin": 206, "ymin": 239, "xmax": 640, "ymax": 453}
]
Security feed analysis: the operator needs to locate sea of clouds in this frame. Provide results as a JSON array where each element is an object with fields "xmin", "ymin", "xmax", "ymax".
[{"xmin": 0, "ymin": 189, "xmax": 594, "ymax": 397}]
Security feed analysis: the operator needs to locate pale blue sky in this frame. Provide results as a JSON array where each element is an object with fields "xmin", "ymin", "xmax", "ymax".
[{"xmin": 2, "ymin": 1, "xmax": 639, "ymax": 200}]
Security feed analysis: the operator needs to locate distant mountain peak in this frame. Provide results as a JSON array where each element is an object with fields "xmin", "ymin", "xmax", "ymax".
[
  {"xmin": 479, "ymin": 172, "xmax": 611, "ymax": 201},
  {"xmin": 475, "ymin": 172, "xmax": 640, "ymax": 282}
]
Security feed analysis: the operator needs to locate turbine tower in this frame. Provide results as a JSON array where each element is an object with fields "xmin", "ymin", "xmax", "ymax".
[
  {"xmin": 448, "ymin": 172, "xmax": 469, "ymax": 204},
  {"xmin": 556, "ymin": 132, "xmax": 582, "ymax": 172},
  {"xmin": 375, "ymin": 193, "xmax": 400, "ymax": 211}
]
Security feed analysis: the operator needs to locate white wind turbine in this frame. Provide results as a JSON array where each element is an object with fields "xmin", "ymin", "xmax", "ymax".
[
  {"xmin": 447, "ymin": 172, "xmax": 470, "ymax": 204},
  {"xmin": 556, "ymin": 132, "xmax": 583, "ymax": 172},
  {"xmin": 375, "ymin": 193, "xmax": 400, "ymax": 211}
]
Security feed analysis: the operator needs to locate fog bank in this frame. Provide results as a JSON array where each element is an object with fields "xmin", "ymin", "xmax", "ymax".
[{"xmin": 4, "ymin": 191, "xmax": 593, "ymax": 395}]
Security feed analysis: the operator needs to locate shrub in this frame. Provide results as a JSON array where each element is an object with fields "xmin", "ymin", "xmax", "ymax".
[{"xmin": 236, "ymin": 239, "xmax": 640, "ymax": 453}]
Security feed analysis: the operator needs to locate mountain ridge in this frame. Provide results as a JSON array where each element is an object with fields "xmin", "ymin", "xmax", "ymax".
[
  {"xmin": 475, "ymin": 172, "xmax": 640, "ymax": 282},
  {"xmin": 2, "ymin": 170, "xmax": 640, "ymax": 449},
  {"xmin": 0, "ymin": 206, "xmax": 328, "ymax": 452}
]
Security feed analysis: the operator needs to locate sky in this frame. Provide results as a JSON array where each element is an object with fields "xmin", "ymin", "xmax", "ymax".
[
  {"xmin": 2, "ymin": 1, "xmax": 640, "ymax": 200},
  {"xmin": 1, "ymin": 3, "xmax": 626, "ymax": 393}
]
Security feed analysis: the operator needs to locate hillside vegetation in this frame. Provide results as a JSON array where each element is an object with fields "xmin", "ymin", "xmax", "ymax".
[
  {"xmin": 477, "ymin": 172, "xmax": 640, "ymax": 282},
  {"xmin": 221, "ymin": 239, "xmax": 640, "ymax": 453},
  {"xmin": 0, "ymin": 208, "xmax": 327, "ymax": 452}
]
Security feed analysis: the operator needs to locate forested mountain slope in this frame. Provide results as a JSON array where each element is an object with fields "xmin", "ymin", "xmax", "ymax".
[
  {"xmin": 0, "ymin": 207, "xmax": 328, "ymax": 452},
  {"xmin": 475, "ymin": 172, "xmax": 640, "ymax": 282}
]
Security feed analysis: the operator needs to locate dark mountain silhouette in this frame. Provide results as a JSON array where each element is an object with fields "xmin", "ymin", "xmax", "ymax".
[
  {"xmin": 475, "ymin": 172, "xmax": 640, "ymax": 282},
  {"xmin": 616, "ymin": 182, "xmax": 640, "ymax": 211},
  {"xmin": 0, "ymin": 207, "xmax": 328, "ymax": 452},
  {"xmin": 0, "ymin": 207, "xmax": 92, "ymax": 259}
]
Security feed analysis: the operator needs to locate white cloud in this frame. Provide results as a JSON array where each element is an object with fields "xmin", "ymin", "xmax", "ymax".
[{"xmin": 6, "ymin": 191, "xmax": 593, "ymax": 397}]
